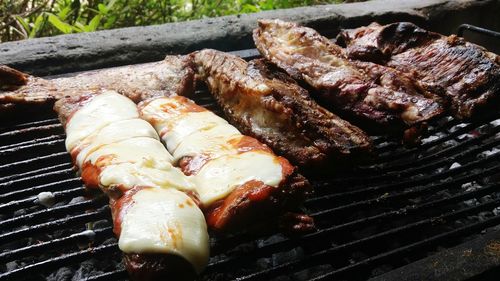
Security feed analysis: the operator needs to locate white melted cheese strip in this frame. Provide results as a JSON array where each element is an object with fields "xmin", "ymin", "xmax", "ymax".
[
  {"xmin": 65, "ymin": 92, "xmax": 209, "ymax": 270},
  {"xmin": 165, "ymin": 111, "xmax": 230, "ymax": 152},
  {"xmin": 99, "ymin": 160, "xmax": 194, "ymax": 192},
  {"xmin": 65, "ymin": 91, "xmax": 139, "ymax": 152},
  {"xmin": 86, "ymin": 137, "xmax": 193, "ymax": 191},
  {"xmin": 75, "ymin": 119, "xmax": 162, "ymax": 168},
  {"xmin": 193, "ymin": 151, "xmax": 283, "ymax": 205},
  {"xmin": 119, "ymin": 188, "xmax": 209, "ymax": 274},
  {"xmin": 140, "ymin": 97, "xmax": 284, "ymax": 206},
  {"xmin": 172, "ymin": 124, "xmax": 240, "ymax": 162}
]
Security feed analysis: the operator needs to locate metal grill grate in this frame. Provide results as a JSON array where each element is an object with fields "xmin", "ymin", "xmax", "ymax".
[{"xmin": 1, "ymin": 44, "xmax": 500, "ymax": 281}]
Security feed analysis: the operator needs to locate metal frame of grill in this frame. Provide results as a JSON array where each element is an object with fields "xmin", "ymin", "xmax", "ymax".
[{"xmin": 0, "ymin": 24, "xmax": 500, "ymax": 281}]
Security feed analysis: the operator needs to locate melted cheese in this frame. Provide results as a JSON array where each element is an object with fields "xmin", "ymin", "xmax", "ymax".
[
  {"xmin": 119, "ymin": 188, "xmax": 209, "ymax": 274},
  {"xmin": 163, "ymin": 111, "xmax": 230, "ymax": 152},
  {"xmin": 172, "ymin": 124, "xmax": 240, "ymax": 162},
  {"xmin": 192, "ymin": 151, "xmax": 283, "ymax": 205},
  {"xmin": 99, "ymin": 161, "xmax": 194, "ymax": 192},
  {"xmin": 139, "ymin": 97, "xmax": 185, "ymax": 134},
  {"xmin": 75, "ymin": 119, "xmax": 160, "ymax": 167},
  {"xmin": 65, "ymin": 91, "xmax": 139, "ymax": 151},
  {"xmin": 140, "ymin": 97, "xmax": 288, "ymax": 206},
  {"xmin": 85, "ymin": 137, "xmax": 173, "ymax": 168}
]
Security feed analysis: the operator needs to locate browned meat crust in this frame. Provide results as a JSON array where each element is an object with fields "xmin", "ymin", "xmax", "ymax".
[
  {"xmin": 253, "ymin": 19, "xmax": 444, "ymax": 138},
  {"xmin": 0, "ymin": 55, "xmax": 195, "ymax": 105},
  {"xmin": 0, "ymin": 65, "xmax": 28, "ymax": 89},
  {"xmin": 111, "ymin": 187, "xmax": 198, "ymax": 281},
  {"xmin": 192, "ymin": 49, "xmax": 372, "ymax": 167},
  {"xmin": 205, "ymin": 172, "xmax": 310, "ymax": 232},
  {"xmin": 338, "ymin": 22, "xmax": 500, "ymax": 119}
]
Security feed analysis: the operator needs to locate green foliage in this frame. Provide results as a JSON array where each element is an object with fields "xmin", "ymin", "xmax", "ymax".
[{"xmin": 0, "ymin": 0, "xmax": 344, "ymax": 42}]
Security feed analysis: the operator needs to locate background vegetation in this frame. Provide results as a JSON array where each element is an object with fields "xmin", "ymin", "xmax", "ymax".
[{"xmin": 0, "ymin": 0, "xmax": 355, "ymax": 42}]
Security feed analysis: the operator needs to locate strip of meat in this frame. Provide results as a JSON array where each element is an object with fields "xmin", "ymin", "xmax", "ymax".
[
  {"xmin": 0, "ymin": 55, "xmax": 195, "ymax": 105},
  {"xmin": 191, "ymin": 49, "xmax": 372, "ymax": 167},
  {"xmin": 55, "ymin": 90, "xmax": 209, "ymax": 280},
  {"xmin": 139, "ymin": 96, "xmax": 312, "ymax": 231},
  {"xmin": 253, "ymin": 19, "xmax": 444, "ymax": 139},
  {"xmin": 338, "ymin": 22, "xmax": 500, "ymax": 118}
]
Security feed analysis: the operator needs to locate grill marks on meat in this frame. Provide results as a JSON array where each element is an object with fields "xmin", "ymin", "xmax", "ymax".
[
  {"xmin": 253, "ymin": 19, "xmax": 444, "ymax": 138},
  {"xmin": 0, "ymin": 55, "xmax": 195, "ymax": 105},
  {"xmin": 192, "ymin": 49, "xmax": 372, "ymax": 167},
  {"xmin": 338, "ymin": 22, "xmax": 500, "ymax": 118}
]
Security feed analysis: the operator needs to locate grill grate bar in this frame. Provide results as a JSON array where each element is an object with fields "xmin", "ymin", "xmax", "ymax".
[
  {"xmin": 311, "ymin": 216, "xmax": 500, "ymax": 281},
  {"xmin": 0, "ymin": 244, "xmax": 117, "ymax": 281},
  {"xmin": 0, "ymin": 227, "xmax": 113, "ymax": 263},
  {"xmin": 370, "ymin": 116, "xmax": 497, "ymax": 163},
  {"xmin": 84, "ymin": 269, "xmax": 128, "ymax": 281},
  {"xmin": 0, "ymin": 118, "xmax": 59, "ymax": 133},
  {"xmin": 0, "ymin": 178, "xmax": 82, "ymax": 202},
  {"xmin": 0, "ymin": 134, "xmax": 65, "ymax": 151},
  {"xmin": 0, "ymin": 168, "xmax": 75, "ymax": 189},
  {"xmin": 0, "ymin": 152, "xmax": 69, "ymax": 174},
  {"xmin": 210, "ymin": 180, "xmax": 500, "ymax": 258},
  {"xmin": 313, "ymin": 182, "xmax": 500, "ymax": 237},
  {"xmin": 0, "ymin": 124, "xmax": 62, "ymax": 139},
  {"xmin": 314, "ymin": 152, "xmax": 499, "ymax": 201},
  {"xmin": 235, "ymin": 199, "xmax": 500, "ymax": 281},
  {"xmin": 0, "ymin": 186, "xmax": 85, "ymax": 214},
  {"xmin": 0, "ymin": 162, "xmax": 73, "ymax": 184},
  {"xmin": 0, "ymin": 196, "xmax": 103, "ymax": 230},
  {"xmin": 208, "ymin": 194, "xmax": 500, "ymax": 275},
  {"xmin": 331, "ymin": 125, "xmax": 500, "ymax": 183},
  {"xmin": 0, "ymin": 139, "xmax": 65, "ymax": 157},
  {"xmin": 322, "ymin": 131, "xmax": 500, "ymax": 186},
  {"xmin": 0, "ymin": 207, "xmax": 109, "ymax": 245},
  {"xmin": 309, "ymin": 164, "xmax": 498, "ymax": 218}
]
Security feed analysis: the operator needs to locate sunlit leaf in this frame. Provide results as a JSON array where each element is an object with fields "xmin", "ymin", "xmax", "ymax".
[
  {"xmin": 47, "ymin": 13, "xmax": 73, "ymax": 34},
  {"xmin": 74, "ymin": 22, "xmax": 86, "ymax": 30},
  {"xmin": 14, "ymin": 16, "xmax": 31, "ymax": 34},
  {"xmin": 57, "ymin": 6, "xmax": 72, "ymax": 20},
  {"xmin": 107, "ymin": 0, "xmax": 118, "ymax": 10},
  {"xmin": 98, "ymin": 3, "xmax": 108, "ymax": 14},
  {"xmin": 30, "ymin": 14, "xmax": 46, "ymax": 38},
  {"xmin": 88, "ymin": 15, "xmax": 102, "ymax": 31}
]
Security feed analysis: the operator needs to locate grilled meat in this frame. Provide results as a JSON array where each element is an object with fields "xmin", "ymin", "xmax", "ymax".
[
  {"xmin": 0, "ymin": 55, "xmax": 195, "ymax": 105},
  {"xmin": 55, "ymin": 91, "xmax": 209, "ymax": 280},
  {"xmin": 338, "ymin": 22, "xmax": 500, "ymax": 118},
  {"xmin": 0, "ymin": 65, "xmax": 28, "ymax": 89},
  {"xmin": 192, "ymin": 49, "xmax": 372, "ymax": 167},
  {"xmin": 139, "ymin": 96, "xmax": 312, "ymax": 231},
  {"xmin": 253, "ymin": 19, "xmax": 444, "ymax": 139}
]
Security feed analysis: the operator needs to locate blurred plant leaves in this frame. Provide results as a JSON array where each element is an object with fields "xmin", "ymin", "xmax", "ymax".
[{"xmin": 1, "ymin": 0, "xmax": 344, "ymax": 42}]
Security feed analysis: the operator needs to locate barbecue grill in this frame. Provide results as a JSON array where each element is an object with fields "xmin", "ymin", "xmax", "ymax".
[{"xmin": 1, "ymin": 23, "xmax": 499, "ymax": 281}]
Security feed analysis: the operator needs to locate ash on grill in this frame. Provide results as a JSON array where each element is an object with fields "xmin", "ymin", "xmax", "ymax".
[{"xmin": 1, "ymin": 30, "xmax": 500, "ymax": 281}]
